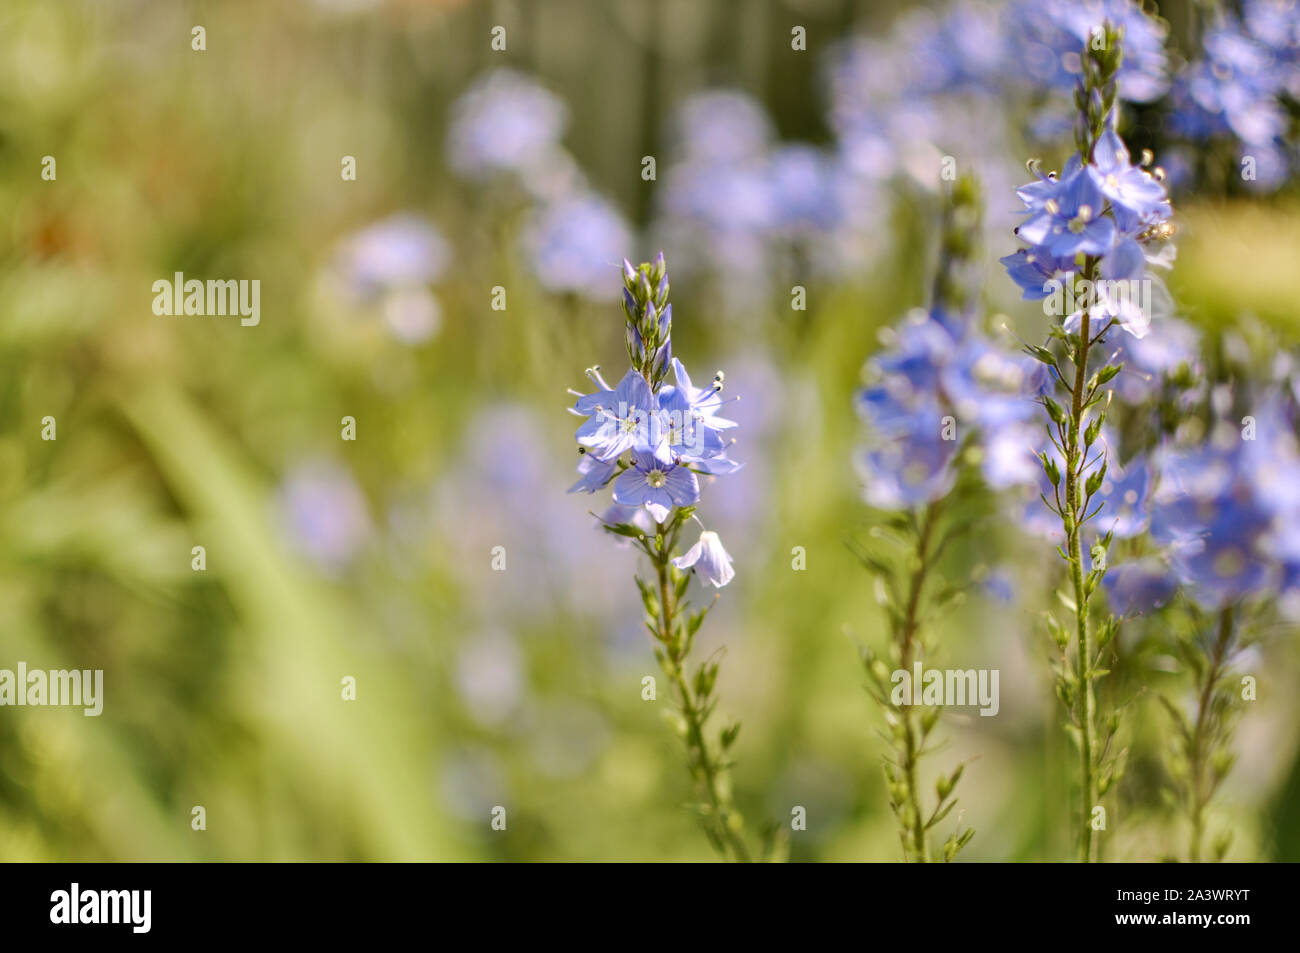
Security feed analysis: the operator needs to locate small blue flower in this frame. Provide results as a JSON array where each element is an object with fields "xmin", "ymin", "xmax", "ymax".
[
  {"xmin": 999, "ymin": 248, "xmax": 1068, "ymax": 300},
  {"xmin": 524, "ymin": 193, "xmax": 635, "ymax": 302},
  {"xmin": 1015, "ymin": 162, "xmax": 1116, "ymax": 258},
  {"xmin": 671, "ymin": 530, "xmax": 735, "ymax": 588},
  {"xmin": 1088, "ymin": 128, "xmax": 1171, "ymax": 231},
  {"xmin": 612, "ymin": 451, "xmax": 701, "ymax": 524},
  {"xmin": 1108, "ymin": 316, "xmax": 1199, "ymax": 405},
  {"xmin": 1151, "ymin": 435, "xmax": 1285, "ymax": 609},
  {"xmin": 857, "ymin": 423, "xmax": 959, "ymax": 509},
  {"xmin": 567, "ymin": 453, "xmax": 619, "ymax": 495},
  {"xmin": 567, "ymin": 255, "xmax": 739, "ymax": 567},
  {"xmin": 447, "ymin": 69, "xmax": 568, "ymax": 180},
  {"xmin": 334, "ymin": 214, "xmax": 451, "ymax": 299},
  {"xmin": 573, "ymin": 369, "xmax": 665, "ymax": 464},
  {"xmin": 1103, "ymin": 558, "xmax": 1179, "ymax": 615}
]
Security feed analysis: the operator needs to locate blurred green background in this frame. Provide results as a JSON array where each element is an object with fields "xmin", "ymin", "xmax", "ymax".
[{"xmin": 1, "ymin": 0, "xmax": 1297, "ymax": 862}]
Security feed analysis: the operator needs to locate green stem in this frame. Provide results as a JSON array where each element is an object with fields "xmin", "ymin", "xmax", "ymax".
[
  {"xmin": 652, "ymin": 531, "xmax": 752, "ymax": 863},
  {"xmin": 1187, "ymin": 606, "xmax": 1234, "ymax": 863},
  {"xmin": 1066, "ymin": 301, "xmax": 1097, "ymax": 863},
  {"xmin": 896, "ymin": 503, "xmax": 940, "ymax": 862}
]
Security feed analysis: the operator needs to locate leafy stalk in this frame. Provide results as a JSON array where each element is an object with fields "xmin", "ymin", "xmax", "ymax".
[
  {"xmin": 854, "ymin": 177, "xmax": 983, "ymax": 862},
  {"xmin": 633, "ymin": 511, "xmax": 755, "ymax": 862},
  {"xmin": 1161, "ymin": 604, "xmax": 1241, "ymax": 862},
  {"xmin": 1035, "ymin": 25, "xmax": 1128, "ymax": 862},
  {"xmin": 856, "ymin": 501, "xmax": 976, "ymax": 863}
]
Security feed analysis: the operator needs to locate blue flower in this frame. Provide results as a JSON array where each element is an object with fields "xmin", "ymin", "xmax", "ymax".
[
  {"xmin": 1183, "ymin": 20, "xmax": 1290, "ymax": 146},
  {"xmin": 1015, "ymin": 162, "xmax": 1116, "ymax": 258},
  {"xmin": 1103, "ymin": 558, "xmax": 1179, "ymax": 615},
  {"xmin": 856, "ymin": 305, "xmax": 1045, "ymax": 499},
  {"xmin": 612, "ymin": 451, "xmax": 701, "ymax": 524},
  {"xmin": 672, "ymin": 90, "xmax": 773, "ymax": 164},
  {"xmin": 660, "ymin": 357, "xmax": 737, "ymax": 433},
  {"xmin": 672, "ymin": 530, "xmax": 735, "ymax": 588},
  {"xmin": 278, "ymin": 461, "xmax": 371, "ymax": 574},
  {"xmin": 1092, "ymin": 451, "xmax": 1151, "ymax": 539},
  {"xmin": 941, "ymin": 336, "xmax": 1045, "ymax": 430},
  {"xmin": 1088, "ymin": 128, "xmax": 1171, "ymax": 231},
  {"xmin": 1151, "ymin": 434, "xmax": 1285, "ymax": 609},
  {"xmin": 447, "ymin": 69, "xmax": 568, "ymax": 180},
  {"xmin": 999, "ymin": 248, "xmax": 1068, "ymax": 300},
  {"xmin": 1108, "ymin": 316, "xmax": 1200, "ymax": 405},
  {"xmin": 334, "ymin": 214, "xmax": 451, "ymax": 299},
  {"xmin": 567, "ymin": 255, "xmax": 740, "ymax": 534},
  {"xmin": 1006, "ymin": 127, "xmax": 1176, "ymax": 339},
  {"xmin": 1009, "ymin": 0, "xmax": 1170, "ymax": 103},
  {"xmin": 573, "ymin": 368, "xmax": 664, "ymax": 463},
  {"xmin": 567, "ymin": 453, "xmax": 619, "ymax": 495},
  {"xmin": 1167, "ymin": 510, "xmax": 1277, "ymax": 610},
  {"xmin": 1245, "ymin": 0, "xmax": 1300, "ymax": 96},
  {"xmin": 857, "ymin": 422, "xmax": 959, "ymax": 509},
  {"xmin": 524, "ymin": 193, "xmax": 634, "ymax": 302}
]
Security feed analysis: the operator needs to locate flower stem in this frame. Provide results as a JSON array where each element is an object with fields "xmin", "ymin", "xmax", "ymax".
[
  {"xmin": 1066, "ymin": 301, "xmax": 1098, "ymax": 863},
  {"xmin": 650, "ymin": 528, "xmax": 752, "ymax": 862},
  {"xmin": 1187, "ymin": 605, "xmax": 1234, "ymax": 863},
  {"xmin": 896, "ymin": 502, "xmax": 940, "ymax": 862}
]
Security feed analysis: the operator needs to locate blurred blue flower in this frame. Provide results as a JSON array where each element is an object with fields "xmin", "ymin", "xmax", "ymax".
[
  {"xmin": 334, "ymin": 213, "xmax": 451, "ymax": 298},
  {"xmin": 277, "ymin": 460, "xmax": 371, "ymax": 574},
  {"xmin": 1103, "ymin": 557, "xmax": 1178, "ymax": 615},
  {"xmin": 1169, "ymin": 11, "xmax": 1297, "ymax": 190},
  {"xmin": 1092, "ymin": 450, "xmax": 1151, "ymax": 538},
  {"xmin": 447, "ymin": 69, "xmax": 569, "ymax": 181},
  {"xmin": 1009, "ymin": 0, "xmax": 1170, "ymax": 103},
  {"xmin": 1150, "ymin": 427, "xmax": 1289, "ymax": 610},
  {"xmin": 766, "ymin": 144, "xmax": 844, "ymax": 235},
  {"xmin": 1244, "ymin": 0, "xmax": 1300, "ymax": 95},
  {"xmin": 673, "ymin": 89, "xmax": 773, "ymax": 164},
  {"xmin": 857, "ymin": 422, "xmax": 959, "ymax": 509},
  {"xmin": 331, "ymin": 214, "xmax": 452, "ymax": 344},
  {"xmin": 524, "ymin": 193, "xmax": 634, "ymax": 302},
  {"xmin": 1108, "ymin": 316, "xmax": 1199, "ymax": 405},
  {"xmin": 1019, "ymin": 432, "xmax": 1148, "ymax": 544},
  {"xmin": 1177, "ymin": 19, "xmax": 1289, "ymax": 147},
  {"xmin": 857, "ymin": 308, "xmax": 1044, "ymax": 499}
]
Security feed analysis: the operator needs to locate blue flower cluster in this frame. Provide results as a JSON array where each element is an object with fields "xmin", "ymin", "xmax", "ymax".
[
  {"xmin": 446, "ymin": 69, "xmax": 633, "ymax": 302},
  {"xmin": 1001, "ymin": 127, "xmax": 1174, "ymax": 339},
  {"xmin": 655, "ymin": 90, "xmax": 853, "ymax": 311},
  {"xmin": 1147, "ymin": 396, "xmax": 1300, "ymax": 611},
  {"xmin": 446, "ymin": 68, "xmax": 570, "ymax": 184},
  {"xmin": 1010, "ymin": 0, "xmax": 1170, "ymax": 104},
  {"xmin": 855, "ymin": 307, "xmax": 1047, "ymax": 507},
  {"xmin": 567, "ymin": 255, "xmax": 740, "ymax": 587},
  {"xmin": 1170, "ymin": 2, "xmax": 1300, "ymax": 190}
]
